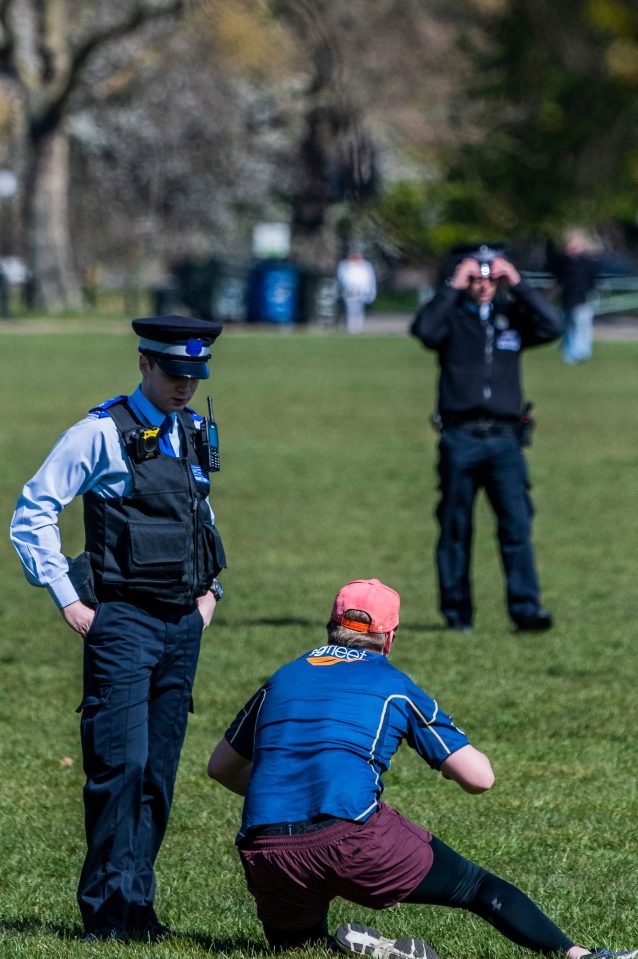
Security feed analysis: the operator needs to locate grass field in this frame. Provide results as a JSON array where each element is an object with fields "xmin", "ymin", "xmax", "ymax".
[{"xmin": 1, "ymin": 327, "xmax": 637, "ymax": 959}]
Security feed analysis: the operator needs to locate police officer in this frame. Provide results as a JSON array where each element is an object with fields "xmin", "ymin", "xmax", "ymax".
[
  {"xmin": 410, "ymin": 246, "xmax": 561, "ymax": 632},
  {"xmin": 10, "ymin": 315, "xmax": 226, "ymax": 942}
]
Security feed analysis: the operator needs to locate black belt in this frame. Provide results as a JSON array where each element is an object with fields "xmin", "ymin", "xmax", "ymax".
[
  {"xmin": 97, "ymin": 589, "xmax": 197, "ymax": 617},
  {"xmin": 442, "ymin": 415, "xmax": 518, "ymax": 437},
  {"xmin": 247, "ymin": 815, "xmax": 341, "ymax": 838}
]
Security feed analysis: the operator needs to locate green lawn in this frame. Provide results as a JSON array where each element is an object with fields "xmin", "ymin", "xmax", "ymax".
[{"xmin": 1, "ymin": 328, "xmax": 637, "ymax": 958}]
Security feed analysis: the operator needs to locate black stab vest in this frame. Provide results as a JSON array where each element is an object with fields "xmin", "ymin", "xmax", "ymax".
[{"xmin": 83, "ymin": 400, "xmax": 226, "ymax": 606}]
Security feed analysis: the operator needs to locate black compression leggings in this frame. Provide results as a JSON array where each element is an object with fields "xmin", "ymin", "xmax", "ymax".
[{"xmin": 404, "ymin": 835, "xmax": 574, "ymax": 954}]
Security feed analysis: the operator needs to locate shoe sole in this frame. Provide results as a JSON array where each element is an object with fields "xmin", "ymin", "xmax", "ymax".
[
  {"xmin": 82, "ymin": 931, "xmax": 128, "ymax": 943},
  {"xmin": 334, "ymin": 923, "xmax": 439, "ymax": 959},
  {"xmin": 129, "ymin": 929, "xmax": 173, "ymax": 943},
  {"xmin": 515, "ymin": 622, "xmax": 552, "ymax": 632}
]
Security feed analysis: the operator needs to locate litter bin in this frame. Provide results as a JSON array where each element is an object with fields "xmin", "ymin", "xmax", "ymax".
[
  {"xmin": 246, "ymin": 259, "xmax": 301, "ymax": 324},
  {"xmin": 162, "ymin": 258, "xmax": 248, "ymax": 322},
  {"xmin": 170, "ymin": 259, "xmax": 218, "ymax": 319},
  {"xmin": 0, "ymin": 267, "xmax": 9, "ymax": 319},
  {"xmin": 300, "ymin": 272, "xmax": 339, "ymax": 326},
  {"xmin": 210, "ymin": 261, "xmax": 248, "ymax": 323}
]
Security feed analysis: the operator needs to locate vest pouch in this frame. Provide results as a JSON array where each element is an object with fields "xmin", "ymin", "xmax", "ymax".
[
  {"xmin": 202, "ymin": 522, "xmax": 227, "ymax": 581},
  {"xmin": 65, "ymin": 551, "xmax": 97, "ymax": 605},
  {"xmin": 127, "ymin": 519, "xmax": 190, "ymax": 583}
]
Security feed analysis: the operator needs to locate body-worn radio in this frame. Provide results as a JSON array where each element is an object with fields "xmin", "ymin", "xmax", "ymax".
[
  {"xmin": 197, "ymin": 396, "xmax": 220, "ymax": 472},
  {"xmin": 124, "ymin": 396, "xmax": 221, "ymax": 470}
]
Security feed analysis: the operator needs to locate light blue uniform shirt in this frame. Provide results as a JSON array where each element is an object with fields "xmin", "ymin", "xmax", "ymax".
[{"xmin": 10, "ymin": 387, "xmax": 214, "ymax": 609}]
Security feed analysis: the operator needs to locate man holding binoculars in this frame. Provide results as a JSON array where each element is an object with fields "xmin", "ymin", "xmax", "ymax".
[{"xmin": 411, "ymin": 244, "xmax": 561, "ymax": 633}]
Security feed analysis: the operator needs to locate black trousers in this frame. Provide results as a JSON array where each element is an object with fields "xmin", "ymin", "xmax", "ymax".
[
  {"xmin": 76, "ymin": 600, "xmax": 203, "ymax": 932},
  {"xmin": 435, "ymin": 426, "xmax": 542, "ymax": 627}
]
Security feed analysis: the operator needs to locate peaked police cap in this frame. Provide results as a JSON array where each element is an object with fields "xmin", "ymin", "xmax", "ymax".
[{"xmin": 132, "ymin": 315, "xmax": 223, "ymax": 380}]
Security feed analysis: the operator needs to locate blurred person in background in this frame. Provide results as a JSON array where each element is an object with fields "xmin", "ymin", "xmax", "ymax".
[
  {"xmin": 337, "ymin": 247, "xmax": 377, "ymax": 334},
  {"xmin": 550, "ymin": 229, "xmax": 599, "ymax": 365}
]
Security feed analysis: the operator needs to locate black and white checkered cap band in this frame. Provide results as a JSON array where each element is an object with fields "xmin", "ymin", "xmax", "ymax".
[{"xmin": 138, "ymin": 337, "xmax": 211, "ymax": 360}]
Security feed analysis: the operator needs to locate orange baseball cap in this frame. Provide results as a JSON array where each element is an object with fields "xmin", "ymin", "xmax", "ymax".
[{"xmin": 331, "ymin": 579, "xmax": 400, "ymax": 633}]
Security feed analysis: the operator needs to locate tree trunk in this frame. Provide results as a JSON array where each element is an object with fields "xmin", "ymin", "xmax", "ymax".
[{"xmin": 24, "ymin": 126, "xmax": 81, "ymax": 310}]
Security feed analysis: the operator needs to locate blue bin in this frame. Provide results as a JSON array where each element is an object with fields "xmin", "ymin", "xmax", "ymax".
[{"xmin": 247, "ymin": 260, "xmax": 300, "ymax": 324}]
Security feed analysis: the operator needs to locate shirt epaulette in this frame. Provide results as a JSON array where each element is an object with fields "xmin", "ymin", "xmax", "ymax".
[
  {"xmin": 88, "ymin": 395, "xmax": 129, "ymax": 418},
  {"xmin": 184, "ymin": 406, "xmax": 204, "ymax": 423}
]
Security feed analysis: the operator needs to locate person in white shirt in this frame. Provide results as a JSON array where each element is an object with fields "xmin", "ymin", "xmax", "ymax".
[{"xmin": 337, "ymin": 249, "xmax": 377, "ymax": 334}]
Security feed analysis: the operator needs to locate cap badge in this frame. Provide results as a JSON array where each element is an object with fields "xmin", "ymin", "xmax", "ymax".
[{"xmin": 186, "ymin": 338, "xmax": 204, "ymax": 357}]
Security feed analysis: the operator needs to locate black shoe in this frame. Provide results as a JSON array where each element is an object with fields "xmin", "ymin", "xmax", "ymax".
[
  {"xmin": 128, "ymin": 904, "xmax": 173, "ymax": 942},
  {"xmin": 139, "ymin": 920, "xmax": 173, "ymax": 942},
  {"xmin": 334, "ymin": 923, "xmax": 440, "ymax": 959},
  {"xmin": 83, "ymin": 927, "xmax": 129, "ymax": 943},
  {"xmin": 444, "ymin": 616, "xmax": 473, "ymax": 634},
  {"xmin": 513, "ymin": 608, "xmax": 553, "ymax": 632}
]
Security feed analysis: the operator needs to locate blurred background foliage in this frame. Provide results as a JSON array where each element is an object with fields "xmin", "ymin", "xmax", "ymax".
[{"xmin": 0, "ymin": 0, "xmax": 637, "ymax": 309}]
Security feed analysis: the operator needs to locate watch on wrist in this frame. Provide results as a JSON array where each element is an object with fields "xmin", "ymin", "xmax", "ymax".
[{"xmin": 211, "ymin": 578, "xmax": 224, "ymax": 601}]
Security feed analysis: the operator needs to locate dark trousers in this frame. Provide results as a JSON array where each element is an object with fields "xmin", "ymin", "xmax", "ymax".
[
  {"xmin": 76, "ymin": 600, "xmax": 203, "ymax": 932},
  {"xmin": 435, "ymin": 426, "xmax": 541, "ymax": 627}
]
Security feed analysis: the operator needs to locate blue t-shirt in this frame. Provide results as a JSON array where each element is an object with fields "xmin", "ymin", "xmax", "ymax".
[{"xmin": 225, "ymin": 643, "xmax": 469, "ymax": 838}]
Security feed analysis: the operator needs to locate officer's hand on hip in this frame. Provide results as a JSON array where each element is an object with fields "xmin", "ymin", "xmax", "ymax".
[
  {"xmin": 196, "ymin": 590, "xmax": 217, "ymax": 630},
  {"xmin": 60, "ymin": 600, "xmax": 96, "ymax": 637}
]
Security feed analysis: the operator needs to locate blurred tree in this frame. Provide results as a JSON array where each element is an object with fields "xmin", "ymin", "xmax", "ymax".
[
  {"xmin": 0, "ymin": 0, "xmax": 476, "ymax": 294},
  {"xmin": 442, "ymin": 0, "xmax": 638, "ymax": 238},
  {"xmin": 69, "ymin": 5, "xmax": 299, "ymax": 281},
  {"xmin": 264, "ymin": 0, "xmax": 462, "ymax": 264},
  {"xmin": 270, "ymin": 0, "xmax": 379, "ymax": 236},
  {"xmin": 186, "ymin": 0, "xmax": 464, "ymax": 268},
  {"xmin": 14, "ymin": 0, "xmax": 616, "ymax": 298},
  {"xmin": 0, "ymin": 0, "xmax": 188, "ymax": 308}
]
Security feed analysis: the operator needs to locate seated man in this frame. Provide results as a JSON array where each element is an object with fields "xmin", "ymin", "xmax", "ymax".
[{"xmin": 208, "ymin": 578, "xmax": 635, "ymax": 959}]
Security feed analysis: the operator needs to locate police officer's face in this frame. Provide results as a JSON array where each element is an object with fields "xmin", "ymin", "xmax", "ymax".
[
  {"xmin": 468, "ymin": 275, "xmax": 497, "ymax": 305},
  {"xmin": 140, "ymin": 356, "xmax": 199, "ymax": 413}
]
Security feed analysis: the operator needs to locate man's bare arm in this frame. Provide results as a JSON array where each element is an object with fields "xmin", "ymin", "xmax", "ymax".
[
  {"xmin": 440, "ymin": 744, "xmax": 495, "ymax": 794},
  {"xmin": 207, "ymin": 737, "xmax": 252, "ymax": 796}
]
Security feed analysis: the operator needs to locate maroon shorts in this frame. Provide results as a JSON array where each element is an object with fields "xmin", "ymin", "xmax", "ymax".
[{"xmin": 238, "ymin": 803, "xmax": 434, "ymax": 931}]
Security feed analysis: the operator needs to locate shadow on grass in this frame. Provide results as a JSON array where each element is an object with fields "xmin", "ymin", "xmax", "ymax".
[
  {"xmin": 0, "ymin": 916, "xmax": 83, "ymax": 939},
  {"xmin": 0, "ymin": 917, "xmax": 271, "ymax": 953},
  {"xmin": 182, "ymin": 931, "xmax": 270, "ymax": 953}
]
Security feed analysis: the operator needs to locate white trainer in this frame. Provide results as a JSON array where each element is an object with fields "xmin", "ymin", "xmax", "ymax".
[
  {"xmin": 334, "ymin": 923, "xmax": 440, "ymax": 959},
  {"xmin": 586, "ymin": 951, "xmax": 638, "ymax": 959}
]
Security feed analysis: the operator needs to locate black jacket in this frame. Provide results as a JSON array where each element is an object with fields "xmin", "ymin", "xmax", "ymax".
[
  {"xmin": 410, "ymin": 281, "xmax": 561, "ymax": 420},
  {"xmin": 550, "ymin": 253, "xmax": 598, "ymax": 309}
]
